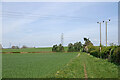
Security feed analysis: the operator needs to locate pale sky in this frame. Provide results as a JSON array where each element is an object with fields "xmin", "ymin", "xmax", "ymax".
[{"xmin": 2, "ymin": 2, "xmax": 118, "ymax": 48}]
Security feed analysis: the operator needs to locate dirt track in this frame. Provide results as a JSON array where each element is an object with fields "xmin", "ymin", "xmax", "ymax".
[
  {"xmin": 2, "ymin": 51, "xmax": 56, "ymax": 54},
  {"xmin": 2, "ymin": 51, "xmax": 70, "ymax": 54}
]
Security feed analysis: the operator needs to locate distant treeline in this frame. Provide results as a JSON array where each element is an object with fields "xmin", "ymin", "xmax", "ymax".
[
  {"xmin": 52, "ymin": 37, "xmax": 120, "ymax": 64},
  {"xmin": 52, "ymin": 41, "xmax": 82, "ymax": 52}
]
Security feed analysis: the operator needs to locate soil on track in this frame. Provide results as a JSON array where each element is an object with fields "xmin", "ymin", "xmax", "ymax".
[{"xmin": 2, "ymin": 51, "xmax": 55, "ymax": 54}]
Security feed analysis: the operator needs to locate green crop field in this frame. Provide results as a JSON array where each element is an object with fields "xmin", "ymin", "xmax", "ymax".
[
  {"xmin": 2, "ymin": 48, "xmax": 119, "ymax": 78},
  {"xmin": 2, "ymin": 52, "xmax": 77, "ymax": 78},
  {"xmin": 2, "ymin": 47, "xmax": 52, "ymax": 52},
  {"xmin": 2, "ymin": 47, "xmax": 68, "ymax": 52}
]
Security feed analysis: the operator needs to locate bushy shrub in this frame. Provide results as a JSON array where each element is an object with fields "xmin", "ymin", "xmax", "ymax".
[
  {"xmin": 58, "ymin": 44, "xmax": 64, "ymax": 52},
  {"xmin": 67, "ymin": 43, "xmax": 74, "ymax": 52},
  {"xmin": 22, "ymin": 45, "xmax": 28, "ymax": 48},
  {"xmin": 108, "ymin": 46, "xmax": 116, "ymax": 62},
  {"xmin": 12, "ymin": 46, "xmax": 19, "ymax": 49},
  {"xmin": 84, "ymin": 38, "xmax": 93, "ymax": 46},
  {"xmin": 87, "ymin": 45, "xmax": 96, "ymax": 53},
  {"xmin": 74, "ymin": 42, "xmax": 82, "ymax": 52},
  {"xmin": 52, "ymin": 45, "xmax": 58, "ymax": 52},
  {"xmin": 109, "ymin": 47, "xmax": 120, "ymax": 64},
  {"xmin": 101, "ymin": 46, "xmax": 112, "ymax": 59},
  {"xmin": 114, "ymin": 47, "xmax": 120, "ymax": 64},
  {"xmin": 83, "ymin": 38, "xmax": 93, "ymax": 52},
  {"xmin": 52, "ymin": 44, "xmax": 64, "ymax": 52},
  {"xmin": 90, "ymin": 50, "xmax": 99, "ymax": 57}
]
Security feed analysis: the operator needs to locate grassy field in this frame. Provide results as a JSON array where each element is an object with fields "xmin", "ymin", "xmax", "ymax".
[
  {"xmin": 54, "ymin": 52, "xmax": 119, "ymax": 78},
  {"xmin": 2, "ymin": 47, "xmax": 68, "ymax": 52},
  {"xmin": 2, "ymin": 47, "xmax": 52, "ymax": 52},
  {"xmin": 2, "ymin": 48, "xmax": 119, "ymax": 78},
  {"xmin": 2, "ymin": 52, "xmax": 77, "ymax": 78}
]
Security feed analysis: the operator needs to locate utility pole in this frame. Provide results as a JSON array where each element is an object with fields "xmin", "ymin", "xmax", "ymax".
[
  {"xmin": 106, "ymin": 21, "xmax": 107, "ymax": 47},
  {"xmin": 103, "ymin": 19, "xmax": 110, "ymax": 47},
  {"xmin": 97, "ymin": 22, "xmax": 102, "ymax": 52},
  {"xmin": 61, "ymin": 33, "xmax": 63, "ymax": 46}
]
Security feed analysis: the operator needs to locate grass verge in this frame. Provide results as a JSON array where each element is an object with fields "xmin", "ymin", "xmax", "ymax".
[{"xmin": 54, "ymin": 52, "xmax": 118, "ymax": 78}]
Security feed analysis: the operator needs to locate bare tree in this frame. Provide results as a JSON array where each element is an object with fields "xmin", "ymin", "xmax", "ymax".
[
  {"xmin": 22, "ymin": 45, "xmax": 28, "ymax": 48},
  {"xmin": 12, "ymin": 46, "xmax": 19, "ymax": 49}
]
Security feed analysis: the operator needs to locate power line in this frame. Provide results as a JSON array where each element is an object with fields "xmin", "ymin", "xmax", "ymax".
[{"xmin": 0, "ymin": 11, "xmax": 97, "ymax": 20}]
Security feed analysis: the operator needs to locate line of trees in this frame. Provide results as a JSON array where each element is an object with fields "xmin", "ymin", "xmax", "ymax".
[
  {"xmin": 52, "ymin": 37, "xmax": 120, "ymax": 64},
  {"xmin": 67, "ymin": 42, "xmax": 82, "ymax": 52},
  {"xmin": 52, "ymin": 41, "xmax": 82, "ymax": 52},
  {"xmin": 52, "ymin": 44, "xmax": 64, "ymax": 52},
  {"xmin": 12, "ymin": 46, "xmax": 19, "ymax": 49},
  {"xmin": 11, "ymin": 45, "xmax": 28, "ymax": 49}
]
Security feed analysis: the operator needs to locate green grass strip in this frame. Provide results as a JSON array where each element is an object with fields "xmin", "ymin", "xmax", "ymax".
[{"xmin": 54, "ymin": 52, "xmax": 118, "ymax": 78}]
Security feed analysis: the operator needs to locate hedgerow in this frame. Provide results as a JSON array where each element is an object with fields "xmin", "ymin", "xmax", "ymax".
[
  {"xmin": 83, "ymin": 38, "xmax": 120, "ymax": 64},
  {"xmin": 90, "ymin": 50, "xmax": 99, "ymax": 57}
]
